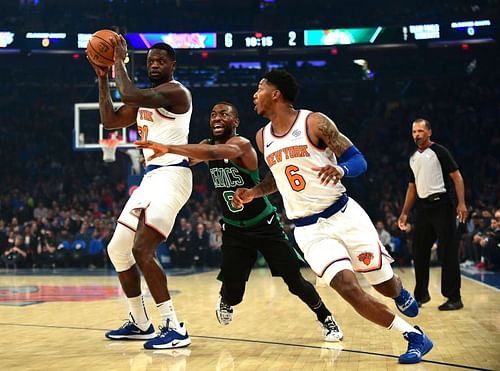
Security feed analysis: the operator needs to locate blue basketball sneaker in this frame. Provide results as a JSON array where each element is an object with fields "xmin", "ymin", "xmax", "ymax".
[
  {"xmin": 143, "ymin": 320, "xmax": 191, "ymax": 349},
  {"xmin": 394, "ymin": 288, "xmax": 419, "ymax": 317},
  {"xmin": 105, "ymin": 315, "xmax": 155, "ymax": 340},
  {"xmin": 399, "ymin": 326, "xmax": 433, "ymax": 364}
]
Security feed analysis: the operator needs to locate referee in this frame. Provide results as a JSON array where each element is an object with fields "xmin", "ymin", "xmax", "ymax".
[{"xmin": 398, "ymin": 118, "xmax": 467, "ymax": 311}]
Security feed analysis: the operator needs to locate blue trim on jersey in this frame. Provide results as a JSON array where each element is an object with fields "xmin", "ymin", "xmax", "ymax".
[
  {"xmin": 146, "ymin": 160, "xmax": 189, "ymax": 173},
  {"xmin": 292, "ymin": 193, "xmax": 349, "ymax": 227},
  {"xmin": 338, "ymin": 145, "xmax": 367, "ymax": 177}
]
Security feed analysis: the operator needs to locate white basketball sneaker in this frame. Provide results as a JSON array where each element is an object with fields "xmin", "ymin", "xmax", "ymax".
[
  {"xmin": 215, "ymin": 296, "xmax": 234, "ymax": 325},
  {"xmin": 322, "ymin": 316, "xmax": 343, "ymax": 342}
]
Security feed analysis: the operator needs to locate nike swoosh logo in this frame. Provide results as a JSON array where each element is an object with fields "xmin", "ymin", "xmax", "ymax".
[
  {"xmin": 131, "ymin": 329, "xmax": 142, "ymax": 334},
  {"xmin": 265, "ymin": 141, "xmax": 274, "ymax": 148},
  {"xmin": 340, "ymin": 203, "xmax": 348, "ymax": 213},
  {"xmin": 172, "ymin": 341, "xmax": 180, "ymax": 346},
  {"xmin": 267, "ymin": 215, "xmax": 275, "ymax": 224}
]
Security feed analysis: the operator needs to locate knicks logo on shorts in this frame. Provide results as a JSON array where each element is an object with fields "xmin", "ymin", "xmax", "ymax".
[{"xmin": 357, "ymin": 252, "xmax": 374, "ymax": 266}]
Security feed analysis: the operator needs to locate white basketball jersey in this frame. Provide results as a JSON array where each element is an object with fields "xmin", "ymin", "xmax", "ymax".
[
  {"xmin": 136, "ymin": 87, "xmax": 192, "ymax": 166},
  {"xmin": 262, "ymin": 109, "xmax": 346, "ymax": 220}
]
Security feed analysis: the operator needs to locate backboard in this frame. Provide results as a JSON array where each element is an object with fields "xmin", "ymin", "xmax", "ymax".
[{"xmin": 73, "ymin": 102, "xmax": 137, "ymax": 151}]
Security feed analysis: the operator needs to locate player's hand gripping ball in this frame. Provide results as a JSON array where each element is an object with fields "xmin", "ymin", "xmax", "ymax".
[{"xmin": 86, "ymin": 29, "xmax": 117, "ymax": 67}]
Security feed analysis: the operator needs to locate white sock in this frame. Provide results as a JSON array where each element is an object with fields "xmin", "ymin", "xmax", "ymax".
[
  {"xmin": 388, "ymin": 315, "xmax": 420, "ymax": 335},
  {"xmin": 157, "ymin": 299, "xmax": 180, "ymax": 329},
  {"xmin": 127, "ymin": 294, "xmax": 150, "ymax": 331}
]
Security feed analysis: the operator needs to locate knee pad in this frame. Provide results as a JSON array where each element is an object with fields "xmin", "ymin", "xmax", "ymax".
[{"xmin": 107, "ymin": 223, "xmax": 136, "ymax": 272}]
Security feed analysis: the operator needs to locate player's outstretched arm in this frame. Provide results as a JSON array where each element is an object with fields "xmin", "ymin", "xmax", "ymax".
[
  {"xmin": 309, "ymin": 112, "xmax": 367, "ymax": 185},
  {"xmin": 135, "ymin": 137, "xmax": 253, "ymax": 162}
]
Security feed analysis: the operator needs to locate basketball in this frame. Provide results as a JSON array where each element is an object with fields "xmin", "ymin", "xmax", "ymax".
[{"xmin": 86, "ymin": 29, "xmax": 117, "ymax": 67}]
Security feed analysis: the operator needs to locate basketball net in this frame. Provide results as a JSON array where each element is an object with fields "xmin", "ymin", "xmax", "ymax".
[{"xmin": 99, "ymin": 138, "xmax": 119, "ymax": 162}]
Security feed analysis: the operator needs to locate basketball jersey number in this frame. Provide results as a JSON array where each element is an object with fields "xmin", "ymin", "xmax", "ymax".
[
  {"xmin": 137, "ymin": 125, "xmax": 149, "ymax": 140},
  {"xmin": 222, "ymin": 190, "xmax": 244, "ymax": 213},
  {"xmin": 285, "ymin": 165, "xmax": 306, "ymax": 191}
]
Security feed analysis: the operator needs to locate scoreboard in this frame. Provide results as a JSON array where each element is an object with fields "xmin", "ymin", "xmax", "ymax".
[
  {"xmin": 0, "ymin": 20, "xmax": 494, "ymax": 53},
  {"xmin": 124, "ymin": 21, "xmax": 494, "ymax": 50}
]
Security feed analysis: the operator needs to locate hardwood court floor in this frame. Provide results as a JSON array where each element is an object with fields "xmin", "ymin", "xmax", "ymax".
[{"xmin": 0, "ymin": 267, "xmax": 498, "ymax": 371}]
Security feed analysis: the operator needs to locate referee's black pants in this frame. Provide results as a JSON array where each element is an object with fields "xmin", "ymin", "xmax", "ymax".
[{"xmin": 412, "ymin": 198, "xmax": 461, "ymax": 302}]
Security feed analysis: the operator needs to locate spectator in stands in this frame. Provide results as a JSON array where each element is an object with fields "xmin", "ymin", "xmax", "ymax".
[
  {"xmin": 2, "ymin": 234, "xmax": 28, "ymax": 268},
  {"xmin": 190, "ymin": 222, "xmax": 209, "ymax": 268},
  {"xmin": 38, "ymin": 229, "xmax": 57, "ymax": 268},
  {"xmin": 484, "ymin": 209, "xmax": 500, "ymax": 271},
  {"xmin": 376, "ymin": 221, "xmax": 392, "ymax": 252},
  {"xmin": 174, "ymin": 218, "xmax": 193, "ymax": 268},
  {"xmin": 470, "ymin": 211, "xmax": 493, "ymax": 269},
  {"xmin": 208, "ymin": 222, "xmax": 222, "ymax": 267}
]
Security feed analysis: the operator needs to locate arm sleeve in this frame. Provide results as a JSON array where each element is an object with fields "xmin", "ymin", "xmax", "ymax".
[{"xmin": 337, "ymin": 145, "xmax": 367, "ymax": 177}]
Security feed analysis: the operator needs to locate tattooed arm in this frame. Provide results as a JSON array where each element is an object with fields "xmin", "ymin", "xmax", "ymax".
[
  {"xmin": 309, "ymin": 112, "xmax": 353, "ymax": 157},
  {"xmin": 309, "ymin": 112, "xmax": 367, "ymax": 184}
]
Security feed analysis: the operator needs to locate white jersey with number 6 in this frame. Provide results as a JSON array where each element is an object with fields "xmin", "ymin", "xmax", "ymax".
[
  {"xmin": 262, "ymin": 109, "xmax": 346, "ymax": 220},
  {"xmin": 263, "ymin": 109, "xmax": 393, "ymax": 286}
]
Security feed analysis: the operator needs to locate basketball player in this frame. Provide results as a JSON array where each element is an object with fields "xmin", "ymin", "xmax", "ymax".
[
  {"xmin": 135, "ymin": 102, "xmax": 343, "ymax": 342},
  {"xmin": 88, "ymin": 35, "xmax": 191, "ymax": 349},
  {"xmin": 232, "ymin": 70, "xmax": 432, "ymax": 364}
]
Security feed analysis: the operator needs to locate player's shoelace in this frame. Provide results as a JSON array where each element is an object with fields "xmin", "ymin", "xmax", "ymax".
[
  {"xmin": 219, "ymin": 301, "xmax": 233, "ymax": 317},
  {"xmin": 324, "ymin": 318, "xmax": 340, "ymax": 334},
  {"xmin": 157, "ymin": 319, "xmax": 174, "ymax": 337},
  {"xmin": 119, "ymin": 320, "xmax": 134, "ymax": 329}
]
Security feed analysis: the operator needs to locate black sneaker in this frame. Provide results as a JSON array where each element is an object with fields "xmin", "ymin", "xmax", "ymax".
[
  {"xmin": 438, "ymin": 298, "xmax": 463, "ymax": 311},
  {"xmin": 416, "ymin": 295, "xmax": 431, "ymax": 307}
]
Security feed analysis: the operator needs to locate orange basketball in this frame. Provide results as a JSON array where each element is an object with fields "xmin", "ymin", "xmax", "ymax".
[{"xmin": 86, "ymin": 29, "xmax": 117, "ymax": 67}]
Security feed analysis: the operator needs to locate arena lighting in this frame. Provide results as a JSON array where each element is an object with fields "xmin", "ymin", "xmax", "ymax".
[
  {"xmin": 77, "ymin": 33, "xmax": 92, "ymax": 49},
  {"xmin": 408, "ymin": 24, "xmax": 440, "ymax": 40},
  {"xmin": 304, "ymin": 27, "xmax": 384, "ymax": 46},
  {"xmin": 0, "ymin": 32, "xmax": 15, "ymax": 48},
  {"xmin": 126, "ymin": 32, "xmax": 217, "ymax": 49},
  {"xmin": 353, "ymin": 59, "xmax": 367, "ymax": 67},
  {"xmin": 450, "ymin": 19, "xmax": 491, "ymax": 28},
  {"xmin": 25, "ymin": 32, "xmax": 66, "ymax": 39}
]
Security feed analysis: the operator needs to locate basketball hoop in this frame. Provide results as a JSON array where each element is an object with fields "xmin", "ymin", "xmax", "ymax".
[{"xmin": 99, "ymin": 138, "xmax": 119, "ymax": 162}]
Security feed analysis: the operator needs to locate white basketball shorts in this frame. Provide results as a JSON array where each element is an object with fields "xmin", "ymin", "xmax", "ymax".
[
  {"xmin": 118, "ymin": 165, "xmax": 192, "ymax": 238},
  {"xmin": 293, "ymin": 197, "xmax": 394, "ymax": 286}
]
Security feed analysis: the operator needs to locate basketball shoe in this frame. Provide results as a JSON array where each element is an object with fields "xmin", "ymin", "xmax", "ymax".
[
  {"xmin": 394, "ymin": 288, "xmax": 419, "ymax": 317},
  {"xmin": 105, "ymin": 314, "xmax": 155, "ymax": 340},
  {"xmin": 399, "ymin": 326, "xmax": 433, "ymax": 364},
  {"xmin": 215, "ymin": 296, "xmax": 234, "ymax": 325},
  {"xmin": 143, "ymin": 320, "xmax": 191, "ymax": 349},
  {"xmin": 322, "ymin": 316, "xmax": 343, "ymax": 342}
]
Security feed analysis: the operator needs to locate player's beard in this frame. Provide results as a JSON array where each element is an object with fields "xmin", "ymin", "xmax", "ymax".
[
  {"xmin": 148, "ymin": 71, "xmax": 168, "ymax": 86},
  {"xmin": 211, "ymin": 125, "xmax": 233, "ymax": 141}
]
